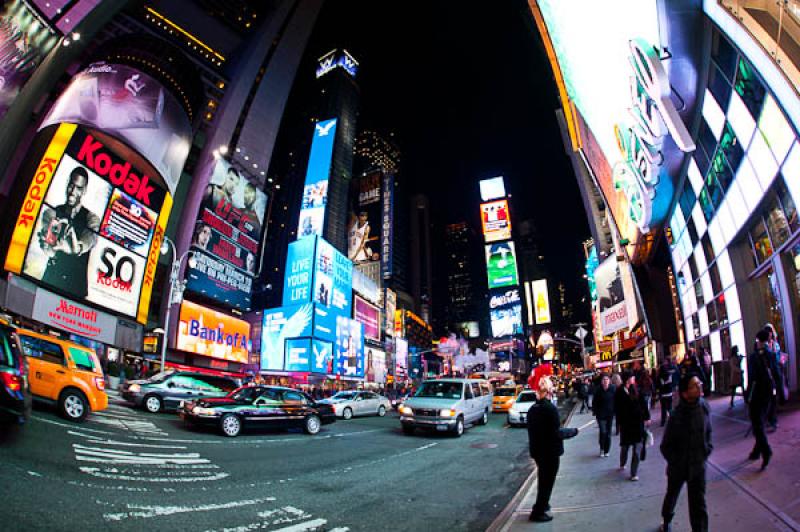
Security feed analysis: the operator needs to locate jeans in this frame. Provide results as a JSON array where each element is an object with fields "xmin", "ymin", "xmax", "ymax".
[
  {"xmin": 620, "ymin": 442, "xmax": 642, "ymax": 477},
  {"xmin": 661, "ymin": 465, "xmax": 708, "ymax": 531},
  {"xmin": 597, "ymin": 417, "xmax": 612, "ymax": 453},
  {"xmin": 749, "ymin": 402, "xmax": 772, "ymax": 458},
  {"xmin": 660, "ymin": 396, "xmax": 673, "ymax": 426},
  {"xmin": 532, "ymin": 456, "xmax": 560, "ymax": 516}
]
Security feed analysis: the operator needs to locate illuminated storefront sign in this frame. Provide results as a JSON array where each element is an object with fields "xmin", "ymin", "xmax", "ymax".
[
  {"xmin": 532, "ymin": 279, "xmax": 551, "ymax": 325},
  {"xmin": 297, "ymin": 119, "xmax": 337, "ymax": 238},
  {"xmin": 316, "ymin": 49, "xmax": 359, "ymax": 78},
  {"xmin": 31, "ymin": 288, "xmax": 117, "ymax": 344},
  {"xmin": 484, "ymin": 241, "xmax": 519, "ymax": 289},
  {"xmin": 5, "ymin": 124, "xmax": 172, "ymax": 324},
  {"xmin": 177, "ymin": 300, "xmax": 251, "ymax": 364},
  {"xmin": 480, "ymin": 200, "xmax": 512, "ymax": 242},
  {"xmin": 479, "ymin": 176, "xmax": 506, "ymax": 202}
]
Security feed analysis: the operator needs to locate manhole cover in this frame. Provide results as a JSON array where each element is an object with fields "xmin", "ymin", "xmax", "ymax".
[{"xmin": 470, "ymin": 443, "xmax": 498, "ymax": 449}]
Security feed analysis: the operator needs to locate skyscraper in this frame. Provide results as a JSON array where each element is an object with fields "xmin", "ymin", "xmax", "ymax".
[
  {"xmin": 410, "ymin": 194, "xmax": 433, "ymax": 323},
  {"xmin": 354, "ymin": 130, "xmax": 401, "ymax": 175},
  {"xmin": 440, "ymin": 222, "xmax": 484, "ymax": 336}
]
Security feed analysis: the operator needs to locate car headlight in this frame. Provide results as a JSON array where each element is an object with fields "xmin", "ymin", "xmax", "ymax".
[
  {"xmin": 399, "ymin": 405, "xmax": 413, "ymax": 416},
  {"xmin": 128, "ymin": 384, "xmax": 141, "ymax": 393},
  {"xmin": 439, "ymin": 409, "xmax": 457, "ymax": 417},
  {"xmin": 192, "ymin": 407, "xmax": 217, "ymax": 416}
]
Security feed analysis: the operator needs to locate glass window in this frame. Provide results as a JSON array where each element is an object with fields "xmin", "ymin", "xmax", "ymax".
[
  {"xmin": 720, "ymin": 327, "xmax": 732, "ymax": 360},
  {"xmin": 699, "ymin": 187, "xmax": 715, "ymax": 221},
  {"xmin": 764, "ymin": 194, "xmax": 791, "ymax": 249},
  {"xmin": 749, "ymin": 132, "xmax": 779, "ymax": 190},
  {"xmin": 758, "ymin": 95, "xmax": 795, "ymax": 166},
  {"xmin": 692, "ymin": 313, "xmax": 701, "ymax": 339},
  {"xmin": 719, "ymin": 123, "xmax": 744, "ymax": 174},
  {"xmin": 679, "ymin": 184, "xmax": 697, "ymax": 221},
  {"xmin": 471, "ymin": 382, "xmax": 482, "ymax": 397},
  {"xmin": 464, "ymin": 384, "xmax": 474, "ymax": 399},
  {"xmin": 716, "ymin": 294, "xmax": 729, "ymax": 328},
  {"xmin": 698, "ymin": 120, "xmax": 719, "ymax": 161},
  {"xmin": 708, "ymin": 64, "xmax": 733, "ymax": 111},
  {"xmin": 728, "ymin": 91, "xmax": 757, "ymax": 147},
  {"xmin": 701, "ymin": 235, "xmax": 715, "ymax": 266},
  {"xmin": 69, "ymin": 347, "xmax": 96, "ymax": 372},
  {"xmin": 19, "ymin": 336, "xmax": 64, "ymax": 365},
  {"xmin": 688, "ymin": 249, "xmax": 700, "ymax": 281},
  {"xmin": 0, "ymin": 328, "xmax": 17, "ymax": 368},
  {"xmin": 702, "ymin": 89, "xmax": 726, "ymax": 140},
  {"xmin": 694, "ymin": 280, "xmax": 705, "ymax": 307},
  {"xmin": 706, "ymin": 174, "xmax": 724, "ymax": 209},
  {"xmin": 282, "ymin": 390, "xmax": 308, "ymax": 404},
  {"xmin": 749, "ymin": 218, "xmax": 773, "ymax": 264},
  {"xmin": 686, "ymin": 216, "xmax": 699, "ymax": 246},
  {"xmin": 415, "ymin": 381, "xmax": 463, "ymax": 399},
  {"xmin": 775, "ymin": 177, "xmax": 799, "ymax": 234},
  {"xmin": 707, "ymin": 301, "xmax": 718, "ymax": 331},
  {"xmin": 734, "ymin": 57, "xmax": 766, "ymax": 119},
  {"xmin": 711, "ymin": 29, "xmax": 738, "ymax": 82},
  {"xmin": 709, "ymin": 262, "xmax": 723, "ymax": 295}
]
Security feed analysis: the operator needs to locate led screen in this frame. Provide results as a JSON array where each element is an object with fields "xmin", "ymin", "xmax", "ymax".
[
  {"xmin": 285, "ymin": 338, "xmax": 312, "ymax": 372},
  {"xmin": 335, "ymin": 316, "xmax": 364, "ymax": 377},
  {"xmin": 480, "ymin": 200, "xmax": 512, "ymax": 242},
  {"xmin": 532, "ymin": 279, "xmax": 551, "ymax": 325},
  {"xmin": 485, "ymin": 241, "xmax": 519, "ymax": 289},
  {"xmin": 283, "ymin": 235, "xmax": 353, "ymax": 318},
  {"xmin": 176, "ymin": 300, "xmax": 251, "ymax": 363},
  {"xmin": 260, "ymin": 303, "xmax": 314, "ymax": 371},
  {"xmin": 479, "ymin": 176, "xmax": 506, "ymax": 202},
  {"xmin": 366, "ymin": 347, "xmax": 387, "ymax": 383},
  {"xmin": 490, "ymin": 304, "xmax": 523, "ymax": 337},
  {"xmin": 395, "ymin": 337, "xmax": 408, "ymax": 379},
  {"xmin": 5, "ymin": 124, "xmax": 171, "ymax": 323},
  {"xmin": 354, "ymin": 295, "xmax": 381, "ymax": 342},
  {"xmin": 297, "ymin": 119, "xmax": 337, "ymax": 238}
]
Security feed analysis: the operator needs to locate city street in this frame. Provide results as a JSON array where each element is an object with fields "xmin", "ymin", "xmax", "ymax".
[{"xmin": 0, "ymin": 395, "xmax": 544, "ymax": 531}]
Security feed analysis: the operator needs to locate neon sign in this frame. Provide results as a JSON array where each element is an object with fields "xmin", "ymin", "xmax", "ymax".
[{"xmin": 316, "ymin": 49, "xmax": 359, "ymax": 79}]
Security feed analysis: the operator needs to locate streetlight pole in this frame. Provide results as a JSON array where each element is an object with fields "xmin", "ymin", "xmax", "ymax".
[{"xmin": 158, "ymin": 236, "xmax": 194, "ymax": 373}]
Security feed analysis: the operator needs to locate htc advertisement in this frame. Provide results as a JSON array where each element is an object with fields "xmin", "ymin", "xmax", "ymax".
[
  {"xmin": 297, "ymin": 119, "xmax": 337, "ymax": 238},
  {"xmin": 480, "ymin": 200, "xmax": 512, "ymax": 242}
]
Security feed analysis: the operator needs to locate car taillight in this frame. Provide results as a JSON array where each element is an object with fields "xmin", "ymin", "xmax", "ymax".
[
  {"xmin": 1, "ymin": 372, "xmax": 22, "ymax": 392},
  {"xmin": 94, "ymin": 377, "xmax": 106, "ymax": 391}
]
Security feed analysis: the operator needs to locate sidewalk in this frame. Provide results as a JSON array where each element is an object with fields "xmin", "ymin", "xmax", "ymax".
[{"xmin": 491, "ymin": 396, "xmax": 800, "ymax": 531}]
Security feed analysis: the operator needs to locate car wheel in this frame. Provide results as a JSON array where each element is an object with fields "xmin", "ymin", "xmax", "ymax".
[
  {"xmin": 477, "ymin": 410, "xmax": 489, "ymax": 426},
  {"xmin": 60, "ymin": 389, "xmax": 89, "ymax": 422},
  {"xmin": 144, "ymin": 394, "xmax": 163, "ymax": 414},
  {"xmin": 304, "ymin": 414, "xmax": 321, "ymax": 435},
  {"xmin": 402, "ymin": 424, "xmax": 415, "ymax": 435},
  {"xmin": 377, "ymin": 405, "xmax": 386, "ymax": 417},
  {"xmin": 342, "ymin": 407, "xmax": 353, "ymax": 420},
  {"xmin": 452, "ymin": 417, "xmax": 464, "ymax": 437},
  {"xmin": 220, "ymin": 413, "xmax": 241, "ymax": 437}
]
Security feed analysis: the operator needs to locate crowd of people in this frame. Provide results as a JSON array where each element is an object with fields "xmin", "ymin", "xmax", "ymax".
[{"xmin": 525, "ymin": 323, "xmax": 791, "ymax": 532}]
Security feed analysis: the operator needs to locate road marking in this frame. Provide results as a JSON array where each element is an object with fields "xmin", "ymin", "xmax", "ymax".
[
  {"xmin": 271, "ymin": 518, "xmax": 328, "ymax": 532},
  {"xmin": 91, "ymin": 416, "xmax": 168, "ymax": 436},
  {"xmin": 33, "ymin": 415, "xmax": 115, "ymax": 434},
  {"xmin": 68, "ymin": 431, "xmax": 187, "ymax": 449},
  {"xmin": 81, "ymin": 467, "xmax": 229, "ymax": 483},
  {"xmin": 27, "ymin": 471, "xmax": 42, "ymax": 477},
  {"xmin": 103, "ymin": 497, "xmax": 277, "ymax": 521},
  {"xmin": 577, "ymin": 419, "xmax": 596, "ymax": 431},
  {"xmin": 73, "ymin": 444, "xmax": 210, "ymax": 465}
]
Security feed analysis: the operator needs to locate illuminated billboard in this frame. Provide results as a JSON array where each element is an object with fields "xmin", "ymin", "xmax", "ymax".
[
  {"xmin": 490, "ymin": 304, "xmax": 523, "ymax": 338},
  {"xmin": 479, "ymin": 176, "xmax": 506, "ymax": 202},
  {"xmin": 595, "ymin": 256, "xmax": 628, "ymax": 335},
  {"xmin": 484, "ymin": 241, "xmax": 519, "ymax": 289},
  {"xmin": 480, "ymin": 200, "xmax": 512, "ymax": 242},
  {"xmin": 348, "ymin": 171, "xmax": 382, "ymax": 263},
  {"xmin": 311, "ymin": 338, "xmax": 334, "ymax": 374},
  {"xmin": 489, "ymin": 287, "xmax": 521, "ymax": 310},
  {"xmin": 5, "ymin": 124, "xmax": 172, "ymax": 323},
  {"xmin": 366, "ymin": 347, "xmax": 387, "ymax": 384},
  {"xmin": 283, "ymin": 235, "xmax": 353, "ymax": 318},
  {"xmin": 395, "ymin": 337, "xmax": 408, "ymax": 379},
  {"xmin": 40, "ymin": 63, "xmax": 192, "ymax": 195},
  {"xmin": 455, "ymin": 321, "xmax": 480, "ymax": 338},
  {"xmin": 354, "ymin": 295, "xmax": 380, "ymax": 342},
  {"xmin": 316, "ymin": 49, "xmax": 359, "ymax": 78},
  {"xmin": 532, "ymin": 279, "xmax": 551, "ymax": 325},
  {"xmin": 335, "ymin": 316, "xmax": 364, "ymax": 377},
  {"xmin": 261, "ymin": 303, "xmax": 313, "ymax": 371},
  {"xmin": 176, "ymin": 300, "xmax": 250, "ymax": 364},
  {"xmin": 297, "ymin": 119, "xmax": 337, "ymax": 238},
  {"xmin": 285, "ymin": 338, "xmax": 311, "ymax": 373},
  {"xmin": 185, "ymin": 158, "xmax": 267, "ymax": 310}
]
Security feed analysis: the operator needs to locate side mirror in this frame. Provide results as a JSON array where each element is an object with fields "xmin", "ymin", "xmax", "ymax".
[{"xmin": 166, "ymin": 381, "xmax": 175, "ymax": 388}]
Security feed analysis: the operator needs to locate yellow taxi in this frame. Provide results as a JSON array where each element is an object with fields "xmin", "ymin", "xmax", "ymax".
[
  {"xmin": 16, "ymin": 328, "xmax": 107, "ymax": 422},
  {"xmin": 492, "ymin": 385, "xmax": 522, "ymax": 412}
]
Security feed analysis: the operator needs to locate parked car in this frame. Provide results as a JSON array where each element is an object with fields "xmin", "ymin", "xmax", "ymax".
[
  {"xmin": 0, "ymin": 320, "xmax": 31, "ymax": 424},
  {"xmin": 399, "ymin": 378, "xmax": 493, "ymax": 437},
  {"xmin": 507, "ymin": 390, "xmax": 537, "ymax": 427},
  {"xmin": 492, "ymin": 385, "xmax": 522, "ymax": 412},
  {"xmin": 17, "ymin": 328, "xmax": 107, "ymax": 422},
  {"xmin": 180, "ymin": 385, "xmax": 336, "ymax": 437},
  {"xmin": 122, "ymin": 370, "xmax": 240, "ymax": 413},
  {"xmin": 318, "ymin": 390, "xmax": 391, "ymax": 419}
]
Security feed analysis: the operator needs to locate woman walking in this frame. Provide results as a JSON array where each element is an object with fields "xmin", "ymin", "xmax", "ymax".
[{"xmin": 615, "ymin": 372, "xmax": 651, "ymax": 481}]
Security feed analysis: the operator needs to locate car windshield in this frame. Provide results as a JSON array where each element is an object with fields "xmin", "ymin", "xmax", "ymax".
[
  {"xmin": 332, "ymin": 392, "xmax": 357, "ymax": 400},
  {"xmin": 415, "ymin": 382, "xmax": 463, "ymax": 399},
  {"xmin": 517, "ymin": 392, "xmax": 536, "ymax": 402},
  {"xmin": 495, "ymin": 388, "xmax": 516, "ymax": 396},
  {"xmin": 229, "ymin": 387, "xmax": 261, "ymax": 402}
]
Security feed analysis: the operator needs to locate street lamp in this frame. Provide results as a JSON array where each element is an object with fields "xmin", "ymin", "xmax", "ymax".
[{"xmin": 158, "ymin": 236, "xmax": 196, "ymax": 372}]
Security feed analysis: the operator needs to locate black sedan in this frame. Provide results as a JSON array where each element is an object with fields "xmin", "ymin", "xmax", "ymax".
[{"xmin": 179, "ymin": 385, "xmax": 336, "ymax": 437}]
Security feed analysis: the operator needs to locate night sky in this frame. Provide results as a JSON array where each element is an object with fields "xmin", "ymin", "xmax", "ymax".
[{"xmin": 302, "ymin": 0, "xmax": 591, "ymax": 325}]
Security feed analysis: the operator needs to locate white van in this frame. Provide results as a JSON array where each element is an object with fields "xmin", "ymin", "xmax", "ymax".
[{"xmin": 398, "ymin": 378, "xmax": 493, "ymax": 437}]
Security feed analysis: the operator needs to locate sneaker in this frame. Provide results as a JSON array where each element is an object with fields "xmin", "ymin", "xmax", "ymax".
[
  {"xmin": 630, "ymin": 475, "xmax": 639, "ymax": 481},
  {"xmin": 529, "ymin": 511, "xmax": 554, "ymax": 522},
  {"xmin": 600, "ymin": 451, "xmax": 605, "ymax": 458}
]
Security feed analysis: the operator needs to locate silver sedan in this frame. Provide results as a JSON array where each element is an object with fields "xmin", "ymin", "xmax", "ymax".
[{"xmin": 318, "ymin": 390, "xmax": 391, "ymax": 419}]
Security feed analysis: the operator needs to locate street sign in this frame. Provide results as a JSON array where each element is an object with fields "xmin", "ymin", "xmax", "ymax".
[{"xmin": 575, "ymin": 326, "xmax": 588, "ymax": 341}]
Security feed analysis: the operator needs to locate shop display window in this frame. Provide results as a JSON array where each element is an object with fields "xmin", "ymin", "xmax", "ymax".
[
  {"xmin": 702, "ymin": 89, "xmax": 726, "ymax": 140},
  {"xmin": 764, "ymin": 194, "xmax": 791, "ymax": 249},
  {"xmin": 788, "ymin": 243, "xmax": 800, "ymax": 320},
  {"xmin": 758, "ymin": 95, "xmax": 794, "ymax": 165},
  {"xmin": 749, "ymin": 218, "xmax": 773, "ymax": 264},
  {"xmin": 734, "ymin": 57, "xmax": 766, "ymax": 120}
]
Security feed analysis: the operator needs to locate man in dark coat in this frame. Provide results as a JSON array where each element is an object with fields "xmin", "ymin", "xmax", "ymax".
[
  {"xmin": 660, "ymin": 375, "xmax": 713, "ymax": 532},
  {"xmin": 526, "ymin": 376, "xmax": 579, "ymax": 522},
  {"xmin": 592, "ymin": 374, "xmax": 615, "ymax": 457},
  {"xmin": 658, "ymin": 360, "xmax": 677, "ymax": 426},
  {"xmin": 615, "ymin": 372, "xmax": 650, "ymax": 481},
  {"xmin": 747, "ymin": 328, "xmax": 780, "ymax": 469}
]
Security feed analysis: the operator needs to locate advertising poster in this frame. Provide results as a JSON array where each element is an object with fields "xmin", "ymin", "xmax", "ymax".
[
  {"xmin": 485, "ymin": 241, "xmax": 519, "ymax": 289},
  {"xmin": 186, "ymin": 158, "xmax": 267, "ymax": 310},
  {"xmin": 366, "ymin": 347, "xmax": 387, "ymax": 384},
  {"xmin": 395, "ymin": 337, "xmax": 408, "ymax": 380},
  {"xmin": 297, "ymin": 119, "xmax": 337, "ymax": 238},
  {"xmin": 381, "ymin": 172, "xmax": 394, "ymax": 279},
  {"xmin": 335, "ymin": 316, "xmax": 364, "ymax": 377},
  {"xmin": 0, "ymin": 1, "xmax": 59, "ymax": 121},
  {"xmin": 282, "ymin": 236, "xmax": 316, "ymax": 306},
  {"xmin": 312, "ymin": 304, "xmax": 337, "ymax": 342},
  {"xmin": 384, "ymin": 288, "xmax": 397, "ymax": 337},
  {"xmin": 480, "ymin": 200, "xmax": 512, "ymax": 242},
  {"xmin": 479, "ymin": 176, "xmax": 506, "ymax": 202},
  {"xmin": 595, "ymin": 256, "xmax": 628, "ymax": 335},
  {"xmin": 352, "ymin": 267, "xmax": 379, "ymax": 304},
  {"xmin": 40, "ymin": 62, "xmax": 192, "ymax": 194},
  {"xmin": 176, "ymin": 300, "xmax": 251, "ymax": 363},
  {"xmin": 311, "ymin": 338, "xmax": 334, "ymax": 374},
  {"xmin": 7, "ymin": 124, "xmax": 171, "ymax": 323},
  {"xmin": 489, "ymin": 287, "xmax": 521, "ymax": 310},
  {"xmin": 354, "ymin": 295, "xmax": 380, "ymax": 342},
  {"xmin": 260, "ymin": 304, "xmax": 313, "ymax": 371},
  {"xmin": 285, "ymin": 338, "xmax": 312, "ymax": 372},
  {"xmin": 348, "ymin": 171, "xmax": 382, "ymax": 263},
  {"xmin": 455, "ymin": 321, "xmax": 481, "ymax": 338},
  {"xmin": 490, "ymin": 303, "xmax": 523, "ymax": 338},
  {"xmin": 314, "ymin": 237, "xmax": 353, "ymax": 317},
  {"xmin": 532, "ymin": 279, "xmax": 551, "ymax": 325}
]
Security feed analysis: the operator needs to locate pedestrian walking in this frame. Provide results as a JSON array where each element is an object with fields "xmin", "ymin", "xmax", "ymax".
[
  {"xmin": 615, "ymin": 372, "xmax": 651, "ymax": 481},
  {"xmin": 747, "ymin": 328, "xmax": 781, "ymax": 469},
  {"xmin": 658, "ymin": 360, "xmax": 676, "ymax": 426},
  {"xmin": 679, "ymin": 349, "xmax": 706, "ymax": 385},
  {"xmin": 593, "ymin": 374, "xmax": 615, "ymax": 457},
  {"xmin": 701, "ymin": 348, "xmax": 713, "ymax": 397},
  {"xmin": 728, "ymin": 346, "xmax": 744, "ymax": 408},
  {"xmin": 659, "ymin": 375, "xmax": 713, "ymax": 532},
  {"xmin": 640, "ymin": 369, "xmax": 655, "ymax": 411},
  {"xmin": 763, "ymin": 323, "xmax": 784, "ymax": 429},
  {"xmin": 586, "ymin": 377, "xmax": 594, "ymax": 411},
  {"xmin": 576, "ymin": 378, "xmax": 589, "ymax": 414},
  {"xmin": 526, "ymin": 376, "xmax": 579, "ymax": 522}
]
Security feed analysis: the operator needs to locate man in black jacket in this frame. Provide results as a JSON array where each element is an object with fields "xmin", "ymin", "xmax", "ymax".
[
  {"xmin": 527, "ymin": 376, "xmax": 579, "ymax": 522},
  {"xmin": 659, "ymin": 375, "xmax": 712, "ymax": 532},
  {"xmin": 592, "ymin": 374, "xmax": 615, "ymax": 457},
  {"xmin": 747, "ymin": 328, "xmax": 780, "ymax": 469},
  {"xmin": 658, "ymin": 360, "xmax": 677, "ymax": 426}
]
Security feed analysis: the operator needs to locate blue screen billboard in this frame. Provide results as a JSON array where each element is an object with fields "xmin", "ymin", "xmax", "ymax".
[
  {"xmin": 335, "ymin": 316, "xmax": 364, "ymax": 377},
  {"xmin": 311, "ymin": 339, "xmax": 334, "ymax": 374},
  {"xmin": 282, "ymin": 236, "xmax": 316, "ymax": 306},
  {"xmin": 285, "ymin": 338, "xmax": 312, "ymax": 372},
  {"xmin": 297, "ymin": 119, "xmax": 337, "ymax": 238},
  {"xmin": 282, "ymin": 236, "xmax": 352, "ymax": 318},
  {"xmin": 260, "ymin": 303, "xmax": 313, "ymax": 371}
]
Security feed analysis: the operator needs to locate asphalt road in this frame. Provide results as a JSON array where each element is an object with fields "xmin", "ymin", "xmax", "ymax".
[{"xmin": 0, "ymin": 395, "xmax": 561, "ymax": 532}]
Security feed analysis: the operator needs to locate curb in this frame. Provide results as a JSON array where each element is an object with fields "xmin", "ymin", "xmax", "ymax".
[{"xmin": 486, "ymin": 399, "xmax": 580, "ymax": 532}]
